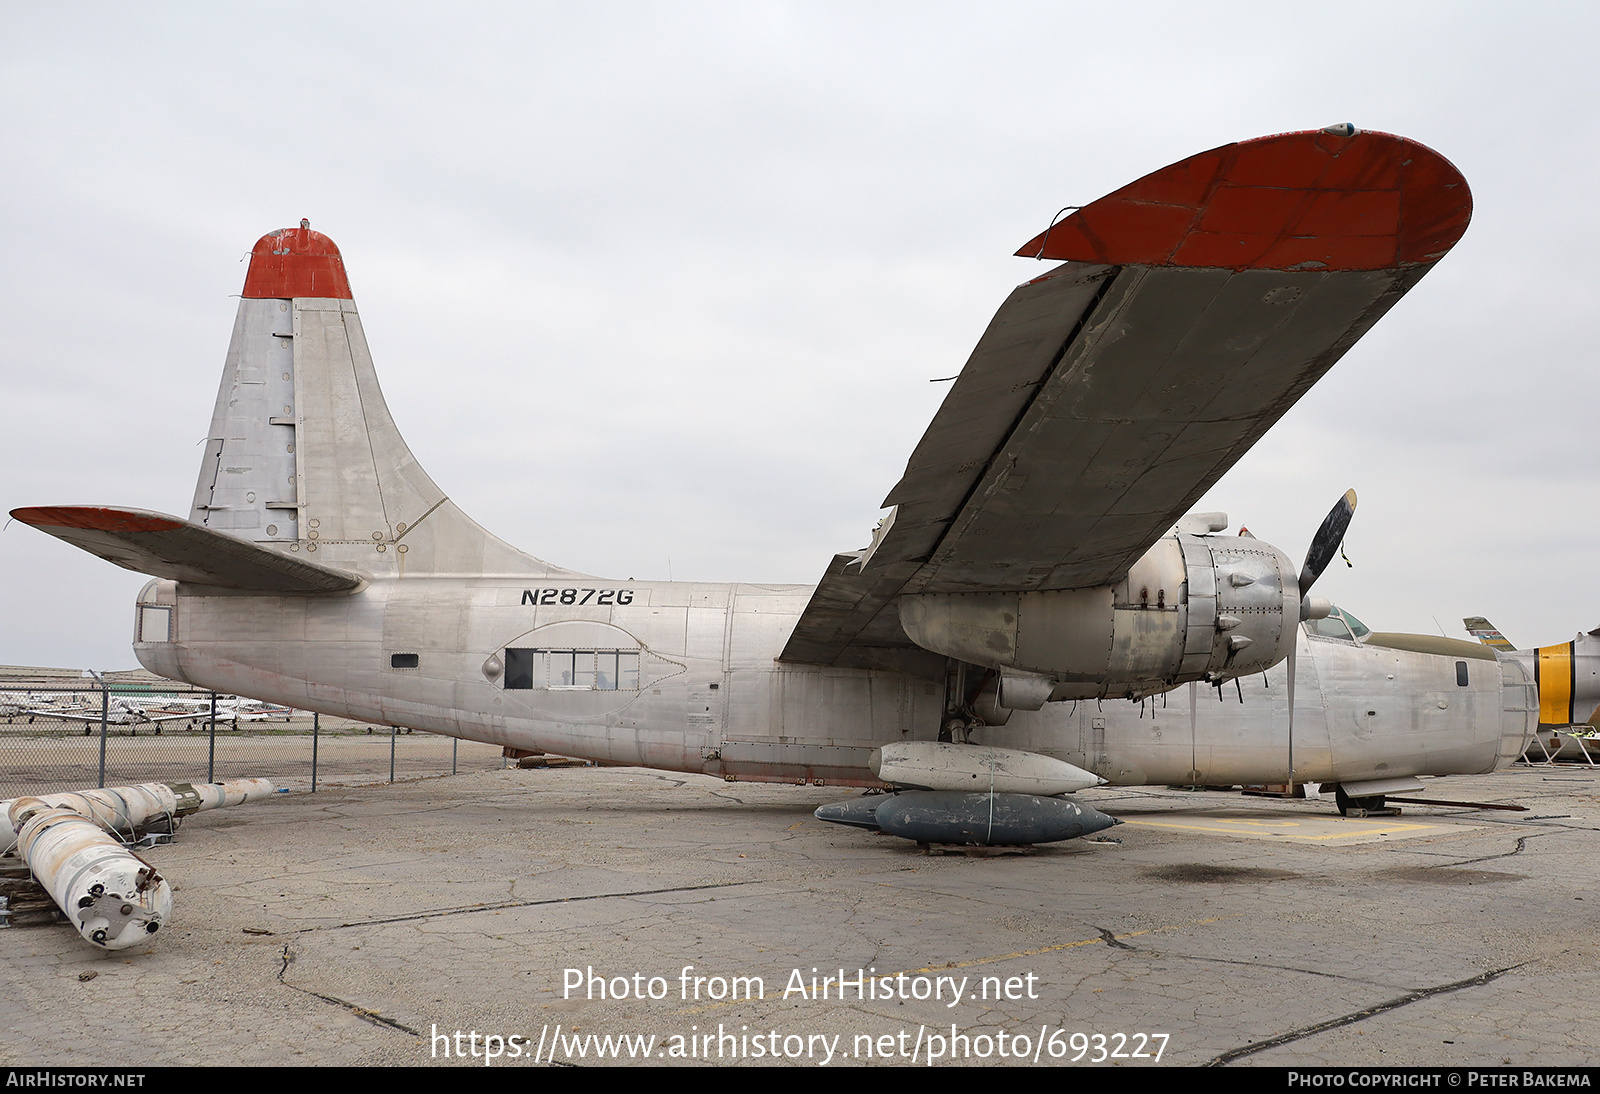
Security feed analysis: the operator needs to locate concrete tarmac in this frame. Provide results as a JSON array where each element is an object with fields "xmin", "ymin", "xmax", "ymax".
[{"xmin": 0, "ymin": 764, "xmax": 1595, "ymax": 1067}]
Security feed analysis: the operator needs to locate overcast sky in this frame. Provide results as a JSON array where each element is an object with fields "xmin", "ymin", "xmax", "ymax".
[{"xmin": 2, "ymin": 2, "xmax": 1596, "ymax": 669}]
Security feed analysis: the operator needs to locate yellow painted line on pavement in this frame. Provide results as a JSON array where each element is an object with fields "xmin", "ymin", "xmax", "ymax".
[{"xmin": 1121, "ymin": 815, "xmax": 1453, "ymax": 842}]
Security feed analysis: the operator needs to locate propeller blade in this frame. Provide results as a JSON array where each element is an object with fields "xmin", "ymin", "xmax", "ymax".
[
  {"xmin": 1288, "ymin": 493, "xmax": 1352, "ymax": 787},
  {"xmin": 1298, "ymin": 488, "xmax": 1357, "ymax": 597}
]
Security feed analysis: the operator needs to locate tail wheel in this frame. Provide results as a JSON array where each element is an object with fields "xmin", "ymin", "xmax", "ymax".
[{"xmin": 1333, "ymin": 784, "xmax": 1386, "ymax": 817}]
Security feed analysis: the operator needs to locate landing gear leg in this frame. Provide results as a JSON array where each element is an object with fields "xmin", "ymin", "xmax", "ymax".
[
  {"xmin": 940, "ymin": 718, "xmax": 973, "ymax": 745},
  {"xmin": 938, "ymin": 660, "xmax": 985, "ymax": 744}
]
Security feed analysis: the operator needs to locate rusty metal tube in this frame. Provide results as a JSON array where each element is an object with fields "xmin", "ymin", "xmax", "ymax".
[
  {"xmin": 190, "ymin": 777, "xmax": 275, "ymax": 811},
  {"xmin": 1, "ymin": 777, "xmax": 275, "ymax": 857},
  {"xmin": 8, "ymin": 798, "xmax": 173, "ymax": 949}
]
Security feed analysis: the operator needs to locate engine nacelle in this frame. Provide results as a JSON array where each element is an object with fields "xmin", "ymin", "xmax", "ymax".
[{"xmin": 898, "ymin": 533, "xmax": 1297, "ymax": 703}]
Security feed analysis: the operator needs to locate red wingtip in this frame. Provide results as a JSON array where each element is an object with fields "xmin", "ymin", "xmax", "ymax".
[
  {"xmin": 241, "ymin": 224, "xmax": 353, "ymax": 299},
  {"xmin": 1015, "ymin": 129, "xmax": 1472, "ymax": 272},
  {"xmin": 10, "ymin": 506, "xmax": 184, "ymax": 534}
]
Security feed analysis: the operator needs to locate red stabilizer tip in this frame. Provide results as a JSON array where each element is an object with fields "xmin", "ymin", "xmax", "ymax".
[
  {"xmin": 10, "ymin": 506, "xmax": 183, "ymax": 533},
  {"xmin": 1016, "ymin": 130, "xmax": 1472, "ymax": 272},
  {"xmin": 241, "ymin": 225, "xmax": 353, "ymax": 299}
]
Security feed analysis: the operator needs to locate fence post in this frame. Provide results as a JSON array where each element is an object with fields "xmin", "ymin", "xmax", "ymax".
[
  {"xmin": 312, "ymin": 711, "xmax": 319, "ymax": 793},
  {"xmin": 96, "ymin": 676, "xmax": 108, "ymax": 789},
  {"xmin": 389, "ymin": 725, "xmax": 396, "ymax": 783},
  {"xmin": 207, "ymin": 694, "xmax": 217, "ymax": 783},
  {"xmin": 452, "ymin": 736, "xmax": 458, "ymax": 776}
]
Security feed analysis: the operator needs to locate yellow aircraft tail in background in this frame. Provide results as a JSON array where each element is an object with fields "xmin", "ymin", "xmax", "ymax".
[{"xmin": 1466, "ymin": 616, "xmax": 1600, "ymax": 727}]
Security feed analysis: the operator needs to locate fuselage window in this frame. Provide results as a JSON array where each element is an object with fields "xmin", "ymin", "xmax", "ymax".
[
  {"xmin": 1456, "ymin": 660, "xmax": 1469, "ymax": 687},
  {"xmin": 138, "ymin": 606, "xmax": 172, "ymax": 643},
  {"xmin": 503, "ymin": 648, "xmax": 640, "ymax": 691},
  {"xmin": 505, "ymin": 648, "xmax": 535, "ymax": 689}
]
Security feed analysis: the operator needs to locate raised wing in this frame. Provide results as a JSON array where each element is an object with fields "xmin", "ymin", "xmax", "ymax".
[
  {"xmin": 782, "ymin": 127, "xmax": 1471, "ymax": 673},
  {"xmin": 10, "ymin": 506, "xmax": 362, "ymax": 594}
]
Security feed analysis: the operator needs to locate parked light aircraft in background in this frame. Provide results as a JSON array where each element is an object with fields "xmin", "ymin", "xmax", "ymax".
[
  {"xmin": 24, "ymin": 696, "xmax": 198, "ymax": 731},
  {"xmin": 216, "ymin": 699, "xmax": 296, "ymax": 724},
  {"xmin": 7, "ymin": 693, "xmax": 293, "ymax": 731},
  {"xmin": 144, "ymin": 695, "xmax": 295, "ymax": 720},
  {"xmin": 0, "ymin": 693, "xmax": 85, "ymax": 720},
  {"xmin": 15, "ymin": 126, "xmax": 1534, "ymax": 844}
]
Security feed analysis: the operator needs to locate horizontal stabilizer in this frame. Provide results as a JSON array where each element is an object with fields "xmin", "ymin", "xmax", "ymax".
[{"xmin": 10, "ymin": 506, "xmax": 362, "ymax": 594}]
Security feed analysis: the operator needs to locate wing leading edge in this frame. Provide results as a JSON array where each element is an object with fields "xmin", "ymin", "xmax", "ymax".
[{"xmin": 780, "ymin": 128, "xmax": 1471, "ymax": 673}]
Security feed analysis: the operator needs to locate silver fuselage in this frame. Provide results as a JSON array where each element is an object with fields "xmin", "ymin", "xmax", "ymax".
[{"xmin": 133, "ymin": 575, "xmax": 1533, "ymax": 788}]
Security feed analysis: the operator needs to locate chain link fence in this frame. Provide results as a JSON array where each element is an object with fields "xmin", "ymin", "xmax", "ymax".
[{"xmin": 0, "ymin": 675, "xmax": 507, "ymax": 798}]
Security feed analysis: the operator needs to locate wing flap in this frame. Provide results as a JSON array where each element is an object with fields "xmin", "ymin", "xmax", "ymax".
[
  {"xmin": 882, "ymin": 262, "xmax": 1116, "ymax": 519},
  {"xmin": 911, "ymin": 265, "xmax": 1416, "ymax": 593},
  {"xmin": 11, "ymin": 506, "xmax": 362, "ymax": 594},
  {"xmin": 776, "ymin": 264, "xmax": 1115, "ymax": 670}
]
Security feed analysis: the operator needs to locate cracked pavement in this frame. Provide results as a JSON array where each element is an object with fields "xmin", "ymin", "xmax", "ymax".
[{"xmin": 0, "ymin": 765, "xmax": 1595, "ymax": 1066}]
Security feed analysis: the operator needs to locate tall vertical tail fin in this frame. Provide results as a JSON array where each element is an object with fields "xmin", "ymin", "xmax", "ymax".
[{"xmin": 190, "ymin": 224, "xmax": 575, "ymax": 578}]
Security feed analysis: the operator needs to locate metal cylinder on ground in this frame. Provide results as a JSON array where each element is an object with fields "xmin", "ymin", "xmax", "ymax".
[
  {"xmin": 190, "ymin": 777, "xmax": 275, "ymax": 811},
  {"xmin": 1, "ymin": 778, "xmax": 276, "ymax": 857},
  {"xmin": 8, "ymin": 798, "xmax": 172, "ymax": 949},
  {"xmin": 2, "ymin": 777, "xmax": 275, "ymax": 950}
]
